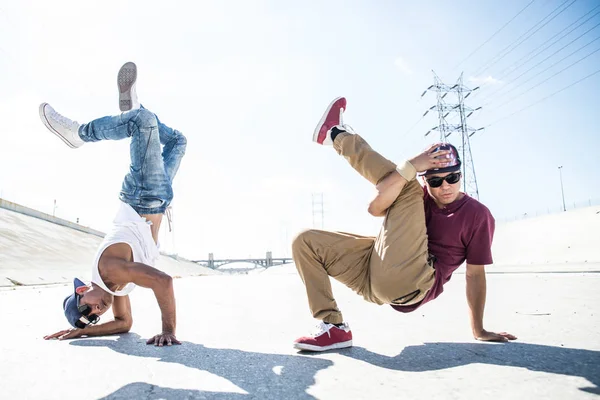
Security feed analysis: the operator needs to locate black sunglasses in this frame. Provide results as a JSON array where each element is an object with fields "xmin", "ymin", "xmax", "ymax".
[
  {"xmin": 75, "ymin": 294, "xmax": 100, "ymax": 329},
  {"xmin": 426, "ymin": 172, "xmax": 462, "ymax": 188}
]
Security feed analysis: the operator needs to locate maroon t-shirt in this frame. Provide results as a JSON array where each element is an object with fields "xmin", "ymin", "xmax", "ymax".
[{"xmin": 391, "ymin": 187, "xmax": 495, "ymax": 313}]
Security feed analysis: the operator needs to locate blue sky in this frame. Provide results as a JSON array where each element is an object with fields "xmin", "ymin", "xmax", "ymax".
[{"xmin": 0, "ymin": 0, "xmax": 598, "ymax": 259}]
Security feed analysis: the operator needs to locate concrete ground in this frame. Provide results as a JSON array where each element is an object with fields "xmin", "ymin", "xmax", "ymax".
[{"xmin": 1, "ymin": 270, "xmax": 598, "ymax": 400}]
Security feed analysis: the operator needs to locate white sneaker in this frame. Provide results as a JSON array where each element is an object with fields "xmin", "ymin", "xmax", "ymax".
[
  {"xmin": 38, "ymin": 103, "xmax": 84, "ymax": 149},
  {"xmin": 117, "ymin": 61, "xmax": 139, "ymax": 112}
]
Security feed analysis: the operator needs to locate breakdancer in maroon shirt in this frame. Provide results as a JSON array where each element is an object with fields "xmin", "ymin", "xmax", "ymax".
[{"xmin": 293, "ymin": 97, "xmax": 517, "ymax": 351}]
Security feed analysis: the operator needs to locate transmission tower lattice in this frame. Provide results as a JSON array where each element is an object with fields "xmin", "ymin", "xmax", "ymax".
[{"xmin": 421, "ymin": 71, "xmax": 484, "ymax": 200}]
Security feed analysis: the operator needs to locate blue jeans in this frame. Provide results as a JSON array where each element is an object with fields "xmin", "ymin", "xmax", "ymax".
[{"xmin": 79, "ymin": 107, "xmax": 187, "ymax": 214}]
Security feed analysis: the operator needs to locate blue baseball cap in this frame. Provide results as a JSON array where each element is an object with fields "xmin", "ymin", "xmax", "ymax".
[
  {"xmin": 63, "ymin": 278, "xmax": 99, "ymax": 329},
  {"xmin": 419, "ymin": 142, "xmax": 462, "ymax": 176}
]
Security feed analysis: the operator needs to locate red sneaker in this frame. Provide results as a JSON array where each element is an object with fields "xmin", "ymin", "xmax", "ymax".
[
  {"xmin": 294, "ymin": 322, "xmax": 353, "ymax": 352},
  {"xmin": 312, "ymin": 97, "xmax": 347, "ymax": 145}
]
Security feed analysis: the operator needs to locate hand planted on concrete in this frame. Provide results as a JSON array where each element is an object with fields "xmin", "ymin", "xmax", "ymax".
[
  {"xmin": 475, "ymin": 329, "xmax": 517, "ymax": 342},
  {"xmin": 146, "ymin": 332, "xmax": 181, "ymax": 347},
  {"xmin": 43, "ymin": 328, "xmax": 82, "ymax": 341}
]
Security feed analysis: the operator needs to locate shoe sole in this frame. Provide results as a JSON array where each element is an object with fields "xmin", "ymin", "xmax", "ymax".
[
  {"xmin": 118, "ymin": 62, "xmax": 137, "ymax": 112},
  {"xmin": 312, "ymin": 96, "xmax": 344, "ymax": 144},
  {"xmin": 293, "ymin": 340, "xmax": 353, "ymax": 352},
  {"xmin": 38, "ymin": 103, "xmax": 78, "ymax": 149}
]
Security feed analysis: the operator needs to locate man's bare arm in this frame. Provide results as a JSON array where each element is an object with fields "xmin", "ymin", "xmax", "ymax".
[
  {"xmin": 465, "ymin": 263, "xmax": 517, "ymax": 342},
  {"xmin": 104, "ymin": 257, "xmax": 176, "ymax": 336},
  {"xmin": 465, "ymin": 263, "xmax": 486, "ymax": 336}
]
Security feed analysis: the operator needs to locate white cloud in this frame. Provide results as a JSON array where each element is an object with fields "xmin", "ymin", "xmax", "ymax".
[
  {"xmin": 468, "ymin": 75, "xmax": 502, "ymax": 85},
  {"xmin": 394, "ymin": 57, "xmax": 413, "ymax": 75}
]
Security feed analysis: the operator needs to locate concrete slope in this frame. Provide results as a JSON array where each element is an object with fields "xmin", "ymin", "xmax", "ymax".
[
  {"xmin": 258, "ymin": 206, "xmax": 600, "ymax": 276},
  {"xmin": 2, "ymin": 203, "xmax": 599, "ymax": 287},
  {"xmin": 0, "ymin": 207, "xmax": 218, "ymax": 287},
  {"xmin": 492, "ymin": 205, "xmax": 600, "ymax": 266}
]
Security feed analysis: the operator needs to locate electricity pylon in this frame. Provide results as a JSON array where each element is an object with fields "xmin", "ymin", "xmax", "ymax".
[
  {"xmin": 421, "ymin": 71, "xmax": 483, "ymax": 199},
  {"xmin": 312, "ymin": 193, "xmax": 324, "ymax": 229}
]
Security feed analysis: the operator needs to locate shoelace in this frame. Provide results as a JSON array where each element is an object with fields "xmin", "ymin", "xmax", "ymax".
[
  {"xmin": 336, "ymin": 106, "xmax": 356, "ymax": 134},
  {"xmin": 49, "ymin": 109, "xmax": 78, "ymax": 130},
  {"xmin": 342, "ymin": 124, "xmax": 356, "ymax": 134},
  {"xmin": 165, "ymin": 206, "xmax": 173, "ymax": 233},
  {"xmin": 312, "ymin": 322, "xmax": 333, "ymax": 337},
  {"xmin": 333, "ymin": 124, "xmax": 356, "ymax": 135}
]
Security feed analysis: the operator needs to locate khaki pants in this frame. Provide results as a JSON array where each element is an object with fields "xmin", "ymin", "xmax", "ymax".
[{"xmin": 292, "ymin": 133, "xmax": 435, "ymax": 324}]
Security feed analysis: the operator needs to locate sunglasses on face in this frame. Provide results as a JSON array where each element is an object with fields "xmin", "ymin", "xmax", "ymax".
[
  {"xmin": 426, "ymin": 172, "xmax": 462, "ymax": 188},
  {"xmin": 75, "ymin": 294, "xmax": 100, "ymax": 329}
]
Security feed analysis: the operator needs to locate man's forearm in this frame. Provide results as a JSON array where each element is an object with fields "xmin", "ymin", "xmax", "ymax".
[
  {"xmin": 368, "ymin": 171, "xmax": 407, "ymax": 216},
  {"xmin": 153, "ymin": 275, "xmax": 177, "ymax": 334},
  {"xmin": 79, "ymin": 318, "xmax": 131, "ymax": 337},
  {"xmin": 466, "ymin": 272, "xmax": 486, "ymax": 335},
  {"xmin": 116, "ymin": 260, "xmax": 178, "ymax": 335}
]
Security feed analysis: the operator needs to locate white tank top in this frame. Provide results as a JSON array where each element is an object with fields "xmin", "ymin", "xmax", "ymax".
[{"xmin": 91, "ymin": 201, "xmax": 160, "ymax": 296}]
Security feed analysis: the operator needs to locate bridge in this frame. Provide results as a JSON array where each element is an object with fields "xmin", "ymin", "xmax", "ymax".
[{"xmin": 192, "ymin": 252, "xmax": 293, "ymax": 270}]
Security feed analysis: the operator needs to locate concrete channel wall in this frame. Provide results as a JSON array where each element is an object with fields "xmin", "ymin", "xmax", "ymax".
[
  {"xmin": 0, "ymin": 198, "xmax": 105, "ymax": 237},
  {"xmin": 1, "ymin": 199, "xmax": 598, "ymax": 288},
  {"xmin": 0, "ymin": 200, "xmax": 219, "ymax": 287},
  {"xmin": 492, "ymin": 205, "xmax": 600, "ymax": 266}
]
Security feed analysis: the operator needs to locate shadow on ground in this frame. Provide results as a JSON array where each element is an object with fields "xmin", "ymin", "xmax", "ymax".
[
  {"xmin": 97, "ymin": 382, "xmax": 247, "ymax": 400},
  {"xmin": 71, "ymin": 334, "xmax": 332, "ymax": 399},
  {"xmin": 72, "ymin": 337, "xmax": 600, "ymax": 398},
  {"xmin": 341, "ymin": 342, "xmax": 600, "ymax": 395}
]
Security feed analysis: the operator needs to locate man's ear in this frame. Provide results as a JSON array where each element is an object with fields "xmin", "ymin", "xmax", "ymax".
[{"xmin": 75, "ymin": 285, "xmax": 89, "ymax": 295}]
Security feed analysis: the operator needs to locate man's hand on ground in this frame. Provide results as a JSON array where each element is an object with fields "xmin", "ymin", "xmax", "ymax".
[
  {"xmin": 474, "ymin": 329, "xmax": 517, "ymax": 342},
  {"xmin": 44, "ymin": 328, "xmax": 82, "ymax": 341},
  {"xmin": 146, "ymin": 332, "xmax": 181, "ymax": 347}
]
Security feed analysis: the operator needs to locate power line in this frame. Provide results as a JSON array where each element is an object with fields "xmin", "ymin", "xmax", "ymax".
[
  {"xmin": 397, "ymin": 90, "xmax": 437, "ymax": 144},
  {"xmin": 495, "ymin": 5, "xmax": 600, "ymax": 81},
  {"xmin": 472, "ymin": 0, "xmax": 576, "ymax": 77},
  {"xmin": 399, "ymin": 115, "xmax": 426, "ymax": 141},
  {"xmin": 482, "ymin": 24, "xmax": 600, "ymax": 104},
  {"xmin": 483, "ymin": 67, "xmax": 600, "ymax": 129},
  {"xmin": 494, "ymin": 45, "xmax": 600, "ymax": 109},
  {"xmin": 451, "ymin": 0, "xmax": 536, "ymax": 72},
  {"xmin": 466, "ymin": 1, "xmax": 586, "ymax": 99}
]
